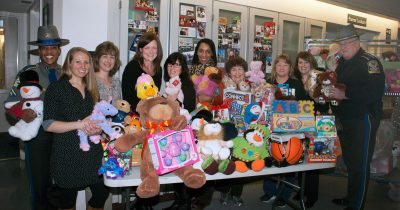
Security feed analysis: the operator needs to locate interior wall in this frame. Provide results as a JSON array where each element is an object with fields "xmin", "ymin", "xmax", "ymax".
[
  {"xmin": 53, "ymin": 0, "xmax": 119, "ymax": 63},
  {"xmin": 217, "ymin": 0, "xmax": 399, "ymax": 40}
]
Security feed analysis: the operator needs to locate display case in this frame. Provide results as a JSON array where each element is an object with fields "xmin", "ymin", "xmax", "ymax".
[
  {"xmin": 212, "ymin": 1, "xmax": 248, "ymax": 68},
  {"xmin": 170, "ymin": 0, "xmax": 213, "ymax": 66},
  {"xmin": 127, "ymin": 0, "xmax": 161, "ymax": 59},
  {"xmin": 248, "ymin": 8, "xmax": 278, "ymax": 73}
]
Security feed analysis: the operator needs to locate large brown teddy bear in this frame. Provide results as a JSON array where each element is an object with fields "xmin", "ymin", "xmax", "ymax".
[
  {"xmin": 312, "ymin": 71, "xmax": 346, "ymax": 106},
  {"xmin": 114, "ymin": 97, "xmax": 206, "ymax": 198}
]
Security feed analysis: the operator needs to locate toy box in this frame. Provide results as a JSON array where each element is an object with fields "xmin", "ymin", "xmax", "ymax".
[
  {"xmin": 256, "ymin": 105, "xmax": 272, "ymax": 128},
  {"xmin": 232, "ymin": 115, "xmax": 247, "ymax": 136},
  {"xmin": 212, "ymin": 104, "xmax": 230, "ymax": 122},
  {"xmin": 316, "ymin": 115, "xmax": 337, "ymax": 137},
  {"xmin": 271, "ymin": 100, "xmax": 316, "ymax": 133},
  {"xmin": 307, "ymin": 135, "xmax": 340, "ymax": 163},
  {"xmin": 147, "ymin": 126, "xmax": 200, "ymax": 175},
  {"xmin": 270, "ymin": 132, "xmax": 305, "ymax": 143},
  {"xmin": 223, "ymin": 89, "xmax": 254, "ymax": 104}
]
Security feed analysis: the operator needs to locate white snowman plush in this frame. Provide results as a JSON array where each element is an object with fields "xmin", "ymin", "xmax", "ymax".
[{"xmin": 5, "ymin": 70, "xmax": 43, "ymax": 141}]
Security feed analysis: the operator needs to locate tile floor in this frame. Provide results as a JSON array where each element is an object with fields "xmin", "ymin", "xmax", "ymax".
[{"xmin": 1, "ymin": 158, "xmax": 399, "ymax": 210}]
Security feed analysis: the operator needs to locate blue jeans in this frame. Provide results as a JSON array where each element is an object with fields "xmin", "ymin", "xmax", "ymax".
[{"xmin": 263, "ymin": 173, "xmax": 296, "ymax": 199}]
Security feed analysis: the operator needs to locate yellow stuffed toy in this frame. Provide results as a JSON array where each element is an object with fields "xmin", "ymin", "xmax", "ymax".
[{"xmin": 135, "ymin": 73, "xmax": 159, "ymax": 100}]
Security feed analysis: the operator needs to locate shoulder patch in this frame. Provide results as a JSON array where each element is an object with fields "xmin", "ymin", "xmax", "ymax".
[{"xmin": 367, "ymin": 60, "xmax": 381, "ymax": 74}]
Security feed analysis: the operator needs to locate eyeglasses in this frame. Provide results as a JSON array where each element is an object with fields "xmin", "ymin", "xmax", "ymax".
[{"xmin": 168, "ymin": 63, "xmax": 181, "ymax": 68}]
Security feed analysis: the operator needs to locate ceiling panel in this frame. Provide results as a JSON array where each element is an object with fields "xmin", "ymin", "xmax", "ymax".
[
  {"xmin": 319, "ymin": 0, "xmax": 400, "ymax": 21},
  {"xmin": 0, "ymin": 0, "xmax": 33, "ymax": 14}
]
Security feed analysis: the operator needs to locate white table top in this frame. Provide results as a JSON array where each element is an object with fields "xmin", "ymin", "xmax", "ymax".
[{"xmin": 104, "ymin": 162, "xmax": 335, "ymax": 188}]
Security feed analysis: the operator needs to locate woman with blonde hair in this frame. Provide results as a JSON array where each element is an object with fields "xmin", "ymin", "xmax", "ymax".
[{"xmin": 43, "ymin": 47, "xmax": 109, "ymax": 210}]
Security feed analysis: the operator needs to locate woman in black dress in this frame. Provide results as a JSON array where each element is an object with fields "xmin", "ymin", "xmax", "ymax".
[{"xmin": 42, "ymin": 47, "xmax": 109, "ymax": 209}]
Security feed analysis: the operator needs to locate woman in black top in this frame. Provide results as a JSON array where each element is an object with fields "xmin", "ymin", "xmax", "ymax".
[
  {"xmin": 261, "ymin": 54, "xmax": 307, "ymax": 207},
  {"xmin": 122, "ymin": 32, "xmax": 163, "ymax": 111},
  {"xmin": 163, "ymin": 52, "xmax": 196, "ymax": 112},
  {"xmin": 42, "ymin": 47, "xmax": 109, "ymax": 209},
  {"xmin": 268, "ymin": 54, "xmax": 307, "ymax": 100}
]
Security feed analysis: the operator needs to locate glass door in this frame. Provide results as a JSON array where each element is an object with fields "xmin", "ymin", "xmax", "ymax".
[
  {"xmin": 306, "ymin": 19, "xmax": 326, "ymax": 39},
  {"xmin": 120, "ymin": 0, "xmax": 169, "ymax": 71},
  {"xmin": 212, "ymin": 1, "xmax": 248, "ymax": 68},
  {"xmin": 248, "ymin": 8, "xmax": 278, "ymax": 73},
  {"xmin": 170, "ymin": 0, "xmax": 213, "ymax": 65},
  {"xmin": 278, "ymin": 14, "xmax": 305, "ymax": 64}
]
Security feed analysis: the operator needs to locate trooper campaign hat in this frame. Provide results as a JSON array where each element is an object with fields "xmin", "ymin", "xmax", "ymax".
[
  {"xmin": 28, "ymin": 25, "xmax": 69, "ymax": 46},
  {"xmin": 335, "ymin": 24, "xmax": 360, "ymax": 42}
]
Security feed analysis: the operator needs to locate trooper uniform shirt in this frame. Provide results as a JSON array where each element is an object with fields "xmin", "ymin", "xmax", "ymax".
[
  {"xmin": 6, "ymin": 62, "xmax": 62, "ymax": 102},
  {"xmin": 332, "ymin": 48, "xmax": 385, "ymax": 120}
]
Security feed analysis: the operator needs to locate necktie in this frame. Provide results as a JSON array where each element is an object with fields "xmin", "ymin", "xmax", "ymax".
[{"xmin": 48, "ymin": 69, "xmax": 57, "ymax": 83}]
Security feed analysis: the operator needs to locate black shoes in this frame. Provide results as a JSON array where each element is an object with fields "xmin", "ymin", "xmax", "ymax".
[{"xmin": 332, "ymin": 197, "xmax": 349, "ymax": 206}]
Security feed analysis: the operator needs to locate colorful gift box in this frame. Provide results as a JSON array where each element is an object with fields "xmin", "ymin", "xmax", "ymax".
[
  {"xmin": 316, "ymin": 115, "xmax": 337, "ymax": 138},
  {"xmin": 271, "ymin": 100, "xmax": 316, "ymax": 133},
  {"xmin": 147, "ymin": 126, "xmax": 200, "ymax": 175},
  {"xmin": 307, "ymin": 134, "xmax": 340, "ymax": 163}
]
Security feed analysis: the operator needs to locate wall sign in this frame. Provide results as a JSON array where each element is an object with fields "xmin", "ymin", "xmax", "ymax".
[
  {"xmin": 347, "ymin": 14, "xmax": 367, "ymax": 27},
  {"xmin": 386, "ymin": 28, "xmax": 391, "ymax": 44}
]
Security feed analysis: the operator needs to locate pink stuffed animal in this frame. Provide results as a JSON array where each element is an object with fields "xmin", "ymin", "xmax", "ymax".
[
  {"xmin": 245, "ymin": 61, "xmax": 265, "ymax": 85},
  {"xmin": 165, "ymin": 76, "xmax": 184, "ymax": 103}
]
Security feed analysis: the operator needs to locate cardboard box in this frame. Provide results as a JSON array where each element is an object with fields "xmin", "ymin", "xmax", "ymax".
[
  {"xmin": 223, "ymin": 89, "xmax": 253, "ymax": 104},
  {"xmin": 271, "ymin": 100, "xmax": 316, "ymax": 133},
  {"xmin": 316, "ymin": 115, "xmax": 337, "ymax": 137},
  {"xmin": 147, "ymin": 126, "xmax": 200, "ymax": 175}
]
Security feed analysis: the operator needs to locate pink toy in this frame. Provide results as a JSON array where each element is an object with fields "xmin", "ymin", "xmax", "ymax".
[
  {"xmin": 165, "ymin": 76, "xmax": 184, "ymax": 103},
  {"xmin": 245, "ymin": 61, "xmax": 265, "ymax": 85},
  {"xmin": 78, "ymin": 99, "xmax": 119, "ymax": 151},
  {"xmin": 147, "ymin": 126, "xmax": 200, "ymax": 175}
]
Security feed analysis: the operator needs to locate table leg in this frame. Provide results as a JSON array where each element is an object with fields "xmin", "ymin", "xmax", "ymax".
[
  {"xmin": 299, "ymin": 171, "xmax": 306, "ymax": 210},
  {"xmin": 272, "ymin": 172, "xmax": 306, "ymax": 210},
  {"xmin": 121, "ymin": 187, "xmax": 131, "ymax": 210}
]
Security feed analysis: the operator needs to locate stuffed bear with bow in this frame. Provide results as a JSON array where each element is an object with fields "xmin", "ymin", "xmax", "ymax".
[{"xmin": 114, "ymin": 97, "xmax": 206, "ymax": 198}]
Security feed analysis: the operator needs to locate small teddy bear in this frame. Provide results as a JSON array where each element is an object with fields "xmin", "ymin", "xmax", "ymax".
[
  {"xmin": 238, "ymin": 80, "xmax": 250, "ymax": 92},
  {"xmin": 313, "ymin": 71, "xmax": 346, "ymax": 106},
  {"xmin": 245, "ymin": 61, "xmax": 265, "ymax": 86},
  {"xmin": 112, "ymin": 99, "xmax": 131, "ymax": 124}
]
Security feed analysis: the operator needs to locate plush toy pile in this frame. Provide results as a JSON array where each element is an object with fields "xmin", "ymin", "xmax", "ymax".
[{"xmin": 114, "ymin": 97, "xmax": 206, "ymax": 198}]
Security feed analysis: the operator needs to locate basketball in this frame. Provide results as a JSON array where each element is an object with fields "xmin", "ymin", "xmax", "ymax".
[{"xmin": 270, "ymin": 137, "xmax": 303, "ymax": 165}]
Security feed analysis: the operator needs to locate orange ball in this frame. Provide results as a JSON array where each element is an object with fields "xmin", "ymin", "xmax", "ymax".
[{"xmin": 270, "ymin": 137, "xmax": 303, "ymax": 165}]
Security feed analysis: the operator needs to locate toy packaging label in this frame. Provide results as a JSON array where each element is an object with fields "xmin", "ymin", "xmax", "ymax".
[
  {"xmin": 270, "ymin": 132, "xmax": 305, "ymax": 143},
  {"xmin": 271, "ymin": 100, "xmax": 316, "ymax": 133},
  {"xmin": 256, "ymin": 105, "xmax": 272, "ymax": 128},
  {"xmin": 232, "ymin": 115, "xmax": 247, "ymax": 136},
  {"xmin": 315, "ymin": 115, "xmax": 337, "ymax": 137},
  {"xmin": 223, "ymin": 89, "xmax": 253, "ymax": 104},
  {"xmin": 212, "ymin": 104, "xmax": 230, "ymax": 122},
  {"xmin": 147, "ymin": 126, "xmax": 200, "ymax": 175},
  {"xmin": 229, "ymin": 101, "xmax": 248, "ymax": 117}
]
